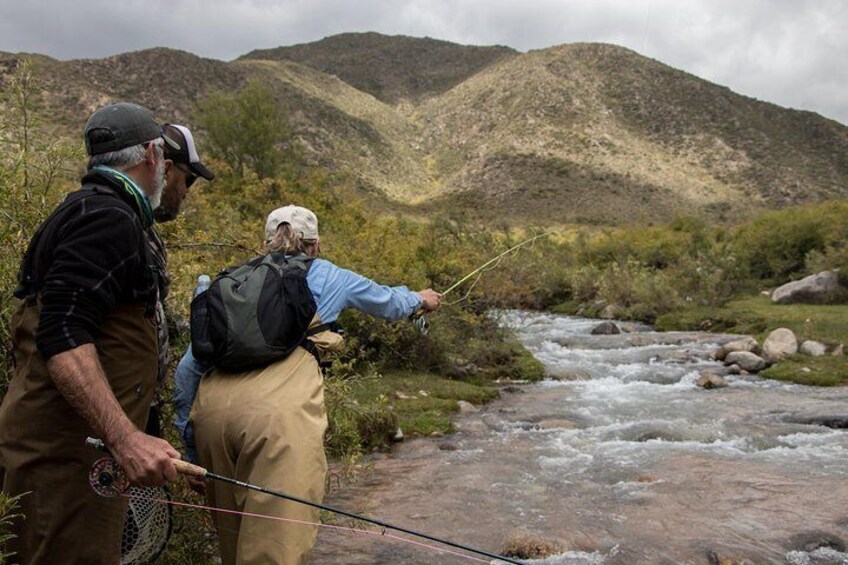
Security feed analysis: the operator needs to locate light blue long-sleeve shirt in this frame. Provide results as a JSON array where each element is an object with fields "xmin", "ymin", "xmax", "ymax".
[{"xmin": 173, "ymin": 257, "xmax": 422, "ymax": 461}]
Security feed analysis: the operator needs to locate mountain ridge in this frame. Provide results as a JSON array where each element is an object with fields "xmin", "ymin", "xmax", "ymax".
[
  {"xmin": 1, "ymin": 34, "xmax": 846, "ymax": 226},
  {"xmin": 239, "ymin": 32, "xmax": 518, "ymax": 104}
]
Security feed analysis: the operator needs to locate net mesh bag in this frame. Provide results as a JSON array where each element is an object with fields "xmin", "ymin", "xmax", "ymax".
[{"xmin": 121, "ymin": 486, "xmax": 173, "ymax": 564}]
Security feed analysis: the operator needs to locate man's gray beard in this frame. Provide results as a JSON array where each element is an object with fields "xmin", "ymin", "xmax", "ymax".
[{"xmin": 148, "ymin": 158, "xmax": 166, "ymax": 209}]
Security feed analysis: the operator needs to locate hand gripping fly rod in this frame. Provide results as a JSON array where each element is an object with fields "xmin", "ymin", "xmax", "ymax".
[{"xmin": 86, "ymin": 438, "xmax": 523, "ymax": 564}]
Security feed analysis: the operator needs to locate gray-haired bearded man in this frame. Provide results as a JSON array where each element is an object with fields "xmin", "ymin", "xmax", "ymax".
[{"xmin": 0, "ymin": 102, "xmax": 186, "ymax": 564}]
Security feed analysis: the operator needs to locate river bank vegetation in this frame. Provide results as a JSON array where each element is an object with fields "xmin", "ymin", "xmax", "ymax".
[{"xmin": 1, "ymin": 73, "xmax": 846, "ymax": 562}]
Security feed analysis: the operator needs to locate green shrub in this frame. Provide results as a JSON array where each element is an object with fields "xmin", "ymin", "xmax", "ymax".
[
  {"xmin": 0, "ymin": 60, "xmax": 81, "ymax": 395},
  {"xmin": 729, "ymin": 202, "xmax": 848, "ymax": 282},
  {"xmin": 195, "ymin": 81, "xmax": 294, "ymax": 179},
  {"xmin": 0, "ymin": 491, "xmax": 25, "ymax": 564}
]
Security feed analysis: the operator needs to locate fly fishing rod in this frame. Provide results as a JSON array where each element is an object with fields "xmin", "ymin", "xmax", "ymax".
[
  {"xmin": 412, "ymin": 232, "xmax": 551, "ymax": 335},
  {"xmin": 86, "ymin": 438, "xmax": 523, "ymax": 564},
  {"xmin": 441, "ymin": 232, "xmax": 551, "ymax": 298}
]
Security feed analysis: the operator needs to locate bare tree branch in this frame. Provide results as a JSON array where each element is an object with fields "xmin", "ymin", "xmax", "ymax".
[{"xmin": 169, "ymin": 241, "xmax": 261, "ymax": 255}]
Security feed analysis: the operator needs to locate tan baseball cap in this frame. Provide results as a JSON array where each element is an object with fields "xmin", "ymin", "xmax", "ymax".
[{"xmin": 265, "ymin": 205, "xmax": 319, "ymax": 242}]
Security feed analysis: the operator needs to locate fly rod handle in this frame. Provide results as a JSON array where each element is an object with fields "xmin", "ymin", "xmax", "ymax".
[{"xmin": 173, "ymin": 459, "xmax": 208, "ymax": 478}]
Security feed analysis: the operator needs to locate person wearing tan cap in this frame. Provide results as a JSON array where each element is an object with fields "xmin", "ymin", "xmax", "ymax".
[
  {"xmin": 179, "ymin": 205, "xmax": 441, "ymax": 564},
  {"xmin": 0, "ymin": 102, "xmax": 184, "ymax": 563}
]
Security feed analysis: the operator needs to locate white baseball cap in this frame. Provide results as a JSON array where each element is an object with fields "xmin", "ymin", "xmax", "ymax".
[{"xmin": 265, "ymin": 205, "xmax": 319, "ymax": 242}]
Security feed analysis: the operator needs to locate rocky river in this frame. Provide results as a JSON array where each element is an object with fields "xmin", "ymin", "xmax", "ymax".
[{"xmin": 311, "ymin": 311, "xmax": 848, "ymax": 564}]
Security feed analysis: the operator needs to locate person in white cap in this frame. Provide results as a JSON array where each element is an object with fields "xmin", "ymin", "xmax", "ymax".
[{"xmin": 176, "ymin": 205, "xmax": 441, "ymax": 565}]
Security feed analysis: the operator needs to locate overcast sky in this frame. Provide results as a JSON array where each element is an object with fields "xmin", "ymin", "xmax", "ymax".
[{"xmin": 1, "ymin": 0, "xmax": 846, "ymax": 125}]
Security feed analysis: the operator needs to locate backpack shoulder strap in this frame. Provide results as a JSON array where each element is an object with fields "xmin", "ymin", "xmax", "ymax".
[{"xmin": 264, "ymin": 253, "xmax": 314, "ymax": 273}]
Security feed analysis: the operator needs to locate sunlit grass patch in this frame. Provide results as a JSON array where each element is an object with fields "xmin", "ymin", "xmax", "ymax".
[
  {"xmin": 351, "ymin": 371, "xmax": 499, "ymax": 438},
  {"xmin": 760, "ymin": 356, "xmax": 848, "ymax": 387}
]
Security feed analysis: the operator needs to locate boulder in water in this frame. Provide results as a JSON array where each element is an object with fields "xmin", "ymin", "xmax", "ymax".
[
  {"xmin": 787, "ymin": 530, "xmax": 846, "ymax": 553},
  {"xmin": 725, "ymin": 351, "xmax": 767, "ymax": 372},
  {"xmin": 591, "ymin": 321, "xmax": 621, "ymax": 335},
  {"xmin": 697, "ymin": 372, "xmax": 727, "ymax": 389},
  {"xmin": 502, "ymin": 530, "xmax": 564, "ymax": 559},
  {"xmin": 457, "ymin": 400, "xmax": 478, "ymax": 414},
  {"xmin": 714, "ymin": 337, "xmax": 758, "ymax": 361},
  {"xmin": 762, "ymin": 328, "xmax": 798, "ymax": 363}
]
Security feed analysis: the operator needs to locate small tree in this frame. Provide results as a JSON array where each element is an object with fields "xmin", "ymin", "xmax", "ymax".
[
  {"xmin": 195, "ymin": 81, "xmax": 290, "ymax": 179},
  {"xmin": 0, "ymin": 59, "xmax": 79, "ymax": 396}
]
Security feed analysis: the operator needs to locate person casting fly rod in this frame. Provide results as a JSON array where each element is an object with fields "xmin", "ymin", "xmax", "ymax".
[
  {"xmin": 172, "ymin": 205, "xmax": 444, "ymax": 564},
  {"xmin": 169, "ymin": 219, "xmax": 549, "ymax": 563}
]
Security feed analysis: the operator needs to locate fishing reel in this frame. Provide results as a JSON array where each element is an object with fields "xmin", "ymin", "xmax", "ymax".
[
  {"xmin": 411, "ymin": 314, "xmax": 429, "ymax": 336},
  {"xmin": 90, "ymin": 456, "xmax": 130, "ymax": 498}
]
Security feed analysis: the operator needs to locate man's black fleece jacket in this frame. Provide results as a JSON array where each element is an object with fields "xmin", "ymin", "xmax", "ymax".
[{"xmin": 15, "ymin": 169, "xmax": 158, "ymax": 360}]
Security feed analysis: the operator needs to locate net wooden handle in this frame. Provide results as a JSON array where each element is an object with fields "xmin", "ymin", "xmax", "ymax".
[{"xmin": 173, "ymin": 459, "xmax": 208, "ymax": 478}]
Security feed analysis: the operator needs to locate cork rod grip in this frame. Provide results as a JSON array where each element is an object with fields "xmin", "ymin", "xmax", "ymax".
[{"xmin": 173, "ymin": 458, "xmax": 208, "ymax": 478}]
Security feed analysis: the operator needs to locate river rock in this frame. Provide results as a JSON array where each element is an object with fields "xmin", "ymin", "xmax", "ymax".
[
  {"xmin": 726, "ymin": 364, "xmax": 742, "ymax": 375},
  {"xmin": 725, "ymin": 351, "xmax": 766, "ymax": 372},
  {"xmin": 771, "ymin": 270, "xmax": 843, "ymax": 304},
  {"xmin": 787, "ymin": 530, "xmax": 846, "ymax": 553},
  {"xmin": 591, "ymin": 321, "xmax": 621, "ymax": 335},
  {"xmin": 762, "ymin": 328, "xmax": 798, "ymax": 362},
  {"xmin": 600, "ymin": 303, "xmax": 624, "ymax": 319},
  {"xmin": 697, "ymin": 372, "xmax": 727, "ymax": 389},
  {"xmin": 502, "ymin": 531, "xmax": 564, "ymax": 559},
  {"xmin": 799, "ymin": 340, "xmax": 827, "ymax": 357},
  {"xmin": 457, "ymin": 400, "xmax": 478, "ymax": 414},
  {"xmin": 714, "ymin": 337, "xmax": 758, "ymax": 361}
]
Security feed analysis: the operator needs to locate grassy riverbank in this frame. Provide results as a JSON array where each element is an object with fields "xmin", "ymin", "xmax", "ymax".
[
  {"xmin": 657, "ymin": 295, "xmax": 848, "ymax": 386},
  {"xmin": 325, "ymin": 340, "xmax": 544, "ymax": 459}
]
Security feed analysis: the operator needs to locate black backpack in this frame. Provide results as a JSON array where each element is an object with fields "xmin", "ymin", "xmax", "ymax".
[{"xmin": 190, "ymin": 253, "xmax": 317, "ymax": 371}]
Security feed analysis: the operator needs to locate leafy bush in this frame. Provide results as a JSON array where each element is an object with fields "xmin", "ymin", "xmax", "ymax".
[
  {"xmin": 0, "ymin": 490, "xmax": 25, "ymax": 565},
  {"xmin": 195, "ymin": 81, "xmax": 294, "ymax": 179},
  {"xmin": 728, "ymin": 203, "xmax": 844, "ymax": 282},
  {"xmin": 0, "ymin": 60, "xmax": 81, "ymax": 395}
]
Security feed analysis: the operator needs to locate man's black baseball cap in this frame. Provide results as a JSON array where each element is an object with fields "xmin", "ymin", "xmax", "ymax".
[
  {"xmin": 163, "ymin": 124, "xmax": 214, "ymax": 181},
  {"xmin": 84, "ymin": 102, "xmax": 180, "ymax": 156}
]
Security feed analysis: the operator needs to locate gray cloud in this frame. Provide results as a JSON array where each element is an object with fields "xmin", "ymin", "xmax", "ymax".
[{"xmin": 1, "ymin": 0, "xmax": 846, "ymax": 124}]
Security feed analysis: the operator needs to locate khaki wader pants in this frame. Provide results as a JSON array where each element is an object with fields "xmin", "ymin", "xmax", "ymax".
[
  {"xmin": 192, "ymin": 340, "xmax": 331, "ymax": 565},
  {"xmin": 0, "ymin": 300, "xmax": 158, "ymax": 565}
]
